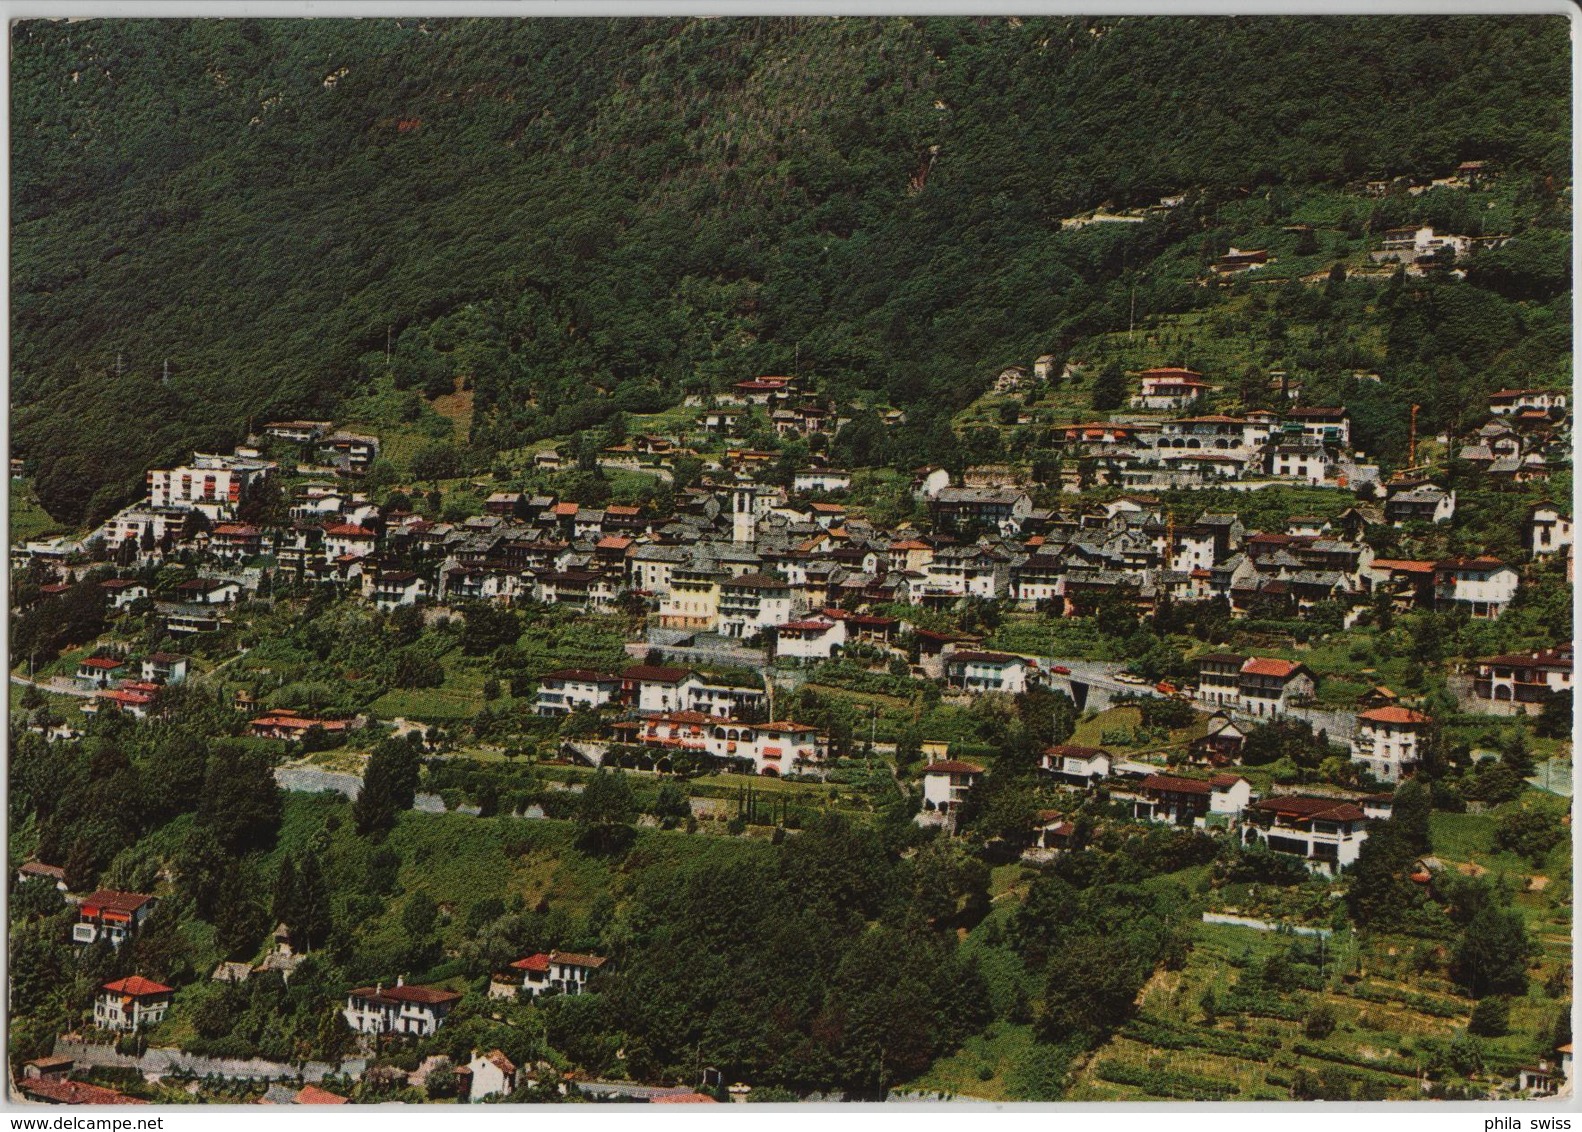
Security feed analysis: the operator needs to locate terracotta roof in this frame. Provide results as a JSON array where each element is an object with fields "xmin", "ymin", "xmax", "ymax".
[
  {"xmin": 1358, "ymin": 706, "xmax": 1432, "ymax": 725},
  {"xmin": 510, "ymin": 953, "xmax": 551, "ymax": 973},
  {"xmin": 19, "ymin": 1079, "xmax": 149, "ymax": 1105},
  {"xmin": 81, "ymin": 891, "xmax": 153, "ymax": 915},
  {"xmin": 1241, "ymin": 657, "xmax": 1303, "ymax": 679},
  {"xmin": 922, "ymin": 760, "xmax": 985, "ymax": 775},
  {"xmin": 295, "ymin": 1085, "xmax": 348, "ymax": 1104},
  {"xmin": 1045, "ymin": 744, "xmax": 1107, "ymax": 759},
  {"xmin": 1250, "ymin": 795, "xmax": 1367, "ymax": 822},
  {"xmin": 1371, "ymin": 558, "xmax": 1437, "ymax": 574},
  {"xmin": 652, "ymin": 1093, "xmax": 719, "ymax": 1104},
  {"xmin": 1434, "ymin": 556, "xmax": 1507, "ymax": 571},
  {"xmin": 552, "ymin": 502, "xmax": 580, "ymax": 516},
  {"xmin": 103, "ymin": 975, "xmax": 173, "ymax": 997},
  {"xmin": 1479, "ymin": 647, "xmax": 1572, "ymax": 669},
  {"xmin": 724, "ymin": 572, "xmax": 789, "ymax": 589},
  {"xmin": 549, "ymin": 950, "xmax": 608, "ymax": 969},
  {"xmin": 622, "ymin": 665, "xmax": 692, "ymax": 683},
  {"xmin": 323, "ymin": 523, "xmax": 375, "ymax": 537},
  {"xmin": 348, "ymin": 983, "xmax": 462, "ymax": 1007},
  {"xmin": 1138, "ymin": 774, "xmax": 1212, "ymax": 795}
]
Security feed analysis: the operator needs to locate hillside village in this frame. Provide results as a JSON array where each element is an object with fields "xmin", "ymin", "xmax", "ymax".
[
  {"xmin": 10, "ymin": 327, "xmax": 1573, "ymax": 1104},
  {"xmin": 7, "ymin": 14, "xmax": 1574, "ymax": 1111}
]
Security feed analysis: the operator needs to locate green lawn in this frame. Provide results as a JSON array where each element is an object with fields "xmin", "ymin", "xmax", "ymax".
[{"xmin": 9, "ymin": 478, "xmax": 65, "ymax": 543}]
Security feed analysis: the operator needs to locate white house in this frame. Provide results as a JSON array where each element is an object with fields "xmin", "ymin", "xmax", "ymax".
[
  {"xmin": 1208, "ymin": 774, "xmax": 1252, "ymax": 818},
  {"xmin": 467, "ymin": 1050, "xmax": 518, "ymax": 1102},
  {"xmin": 536, "ymin": 669, "xmax": 621, "ymax": 716},
  {"xmin": 1350, "ymin": 706, "xmax": 1433, "ymax": 784},
  {"xmin": 793, "ymin": 469, "xmax": 853, "ymax": 494},
  {"xmin": 94, "ymin": 976, "xmax": 173, "ymax": 1032},
  {"xmin": 367, "ymin": 570, "xmax": 429, "ymax": 611},
  {"xmin": 1472, "ymin": 646, "xmax": 1572, "ymax": 714},
  {"xmin": 342, "ymin": 979, "xmax": 461, "ymax": 1036},
  {"xmin": 1432, "ymin": 557, "xmax": 1519, "ymax": 619},
  {"xmin": 1386, "ymin": 485, "xmax": 1457, "ymax": 526},
  {"xmin": 1237, "ymin": 658, "xmax": 1315, "ymax": 718},
  {"xmin": 1527, "ymin": 502, "xmax": 1573, "ymax": 559},
  {"xmin": 147, "ymin": 451, "xmax": 276, "ymax": 521},
  {"xmin": 1242, "ymin": 795, "xmax": 1369, "ymax": 872},
  {"xmin": 773, "ymin": 617, "xmax": 849, "ymax": 662},
  {"xmin": 1132, "ymin": 368, "xmax": 1210, "ymax": 411},
  {"xmin": 620, "ymin": 665, "xmax": 694, "ymax": 714},
  {"xmin": 1489, "ymin": 388, "xmax": 1567, "ymax": 416},
  {"xmin": 324, "ymin": 523, "xmax": 379, "ymax": 559},
  {"xmin": 74, "ymin": 891, "xmax": 157, "ymax": 946},
  {"xmin": 1038, "ymin": 744, "xmax": 1110, "ymax": 785},
  {"xmin": 76, "ymin": 656, "xmax": 128, "ymax": 689},
  {"xmin": 613, "ymin": 713, "xmax": 826, "ymax": 777},
  {"xmin": 717, "ymin": 572, "xmax": 792, "ymax": 639},
  {"xmin": 141, "ymin": 652, "xmax": 189, "ymax": 684},
  {"xmin": 944, "ymin": 650, "xmax": 1034, "ymax": 694},
  {"xmin": 100, "ymin": 578, "xmax": 150, "ymax": 610},
  {"xmin": 919, "ymin": 759, "xmax": 984, "ymax": 823},
  {"xmin": 490, "ymin": 951, "xmax": 608, "ymax": 999}
]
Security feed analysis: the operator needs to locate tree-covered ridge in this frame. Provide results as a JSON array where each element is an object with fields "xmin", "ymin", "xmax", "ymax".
[{"xmin": 11, "ymin": 15, "xmax": 1570, "ymax": 525}]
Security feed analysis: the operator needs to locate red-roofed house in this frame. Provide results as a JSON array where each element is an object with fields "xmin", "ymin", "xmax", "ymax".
[
  {"xmin": 619, "ymin": 665, "xmax": 694, "ymax": 713},
  {"xmin": 1351, "ymin": 706, "xmax": 1434, "ymax": 783},
  {"xmin": 210, "ymin": 523, "xmax": 265, "ymax": 560},
  {"xmin": 343, "ymin": 979, "xmax": 461, "ymax": 1036},
  {"xmin": 250, "ymin": 712, "xmax": 352, "ymax": 741},
  {"xmin": 74, "ymin": 891, "xmax": 156, "ymax": 947},
  {"xmin": 1112, "ymin": 774, "xmax": 1216, "ymax": 827},
  {"xmin": 467, "ymin": 1050, "xmax": 518, "ymax": 1102},
  {"xmin": 491, "ymin": 951, "xmax": 608, "ymax": 1000},
  {"xmin": 1472, "ymin": 645, "xmax": 1572, "ymax": 714},
  {"xmin": 323, "ymin": 523, "xmax": 378, "ymax": 559},
  {"xmin": 75, "ymin": 656, "xmax": 126, "ymax": 690},
  {"xmin": 95, "ymin": 976, "xmax": 173, "ymax": 1031},
  {"xmin": 1238, "ymin": 657, "xmax": 1315, "ymax": 718},
  {"xmin": 773, "ymin": 616, "xmax": 848, "ymax": 662},
  {"xmin": 1242, "ymin": 795, "xmax": 1370, "ymax": 870},
  {"xmin": 1133, "ymin": 367, "xmax": 1210, "ymax": 411}
]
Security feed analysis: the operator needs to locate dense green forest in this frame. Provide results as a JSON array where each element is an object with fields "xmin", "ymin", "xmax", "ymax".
[{"xmin": 11, "ymin": 15, "xmax": 1571, "ymax": 525}]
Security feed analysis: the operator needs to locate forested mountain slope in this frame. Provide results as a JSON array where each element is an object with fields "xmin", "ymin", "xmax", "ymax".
[{"xmin": 11, "ymin": 15, "xmax": 1570, "ymax": 524}]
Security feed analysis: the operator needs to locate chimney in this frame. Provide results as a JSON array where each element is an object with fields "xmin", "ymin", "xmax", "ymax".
[
  {"xmin": 396, "ymin": 975, "xmax": 404, "ymax": 988},
  {"xmin": 376, "ymin": 982, "xmax": 382, "ymax": 996}
]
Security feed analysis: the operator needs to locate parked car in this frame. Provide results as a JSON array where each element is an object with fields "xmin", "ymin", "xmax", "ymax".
[
  {"xmin": 1114, "ymin": 672, "xmax": 1148, "ymax": 686},
  {"xmin": 1051, "ymin": 664, "xmax": 1072, "ymax": 675}
]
